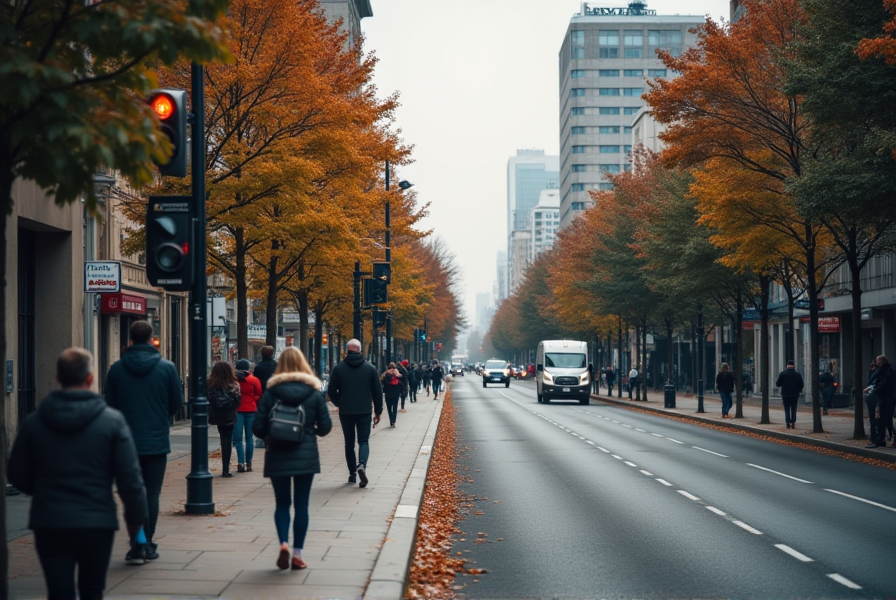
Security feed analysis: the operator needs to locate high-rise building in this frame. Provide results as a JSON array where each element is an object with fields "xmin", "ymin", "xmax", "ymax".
[
  {"xmin": 558, "ymin": 2, "xmax": 703, "ymax": 228},
  {"xmin": 529, "ymin": 189, "xmax": 561, "ymax": 262},
  {"xmin": 475, "ymin": 292, "xmax": 493, "ymax": 333},
  {"xmin": 319, "ymin": 0, "xmax": 373, "ymax": 50},
  {"xmin": 496, "ymin": 250, "xmax": 508, "ymax": 302},
  {"xmin": 509, "ymin": 230, "xmax": 532, "ymax": 293}
]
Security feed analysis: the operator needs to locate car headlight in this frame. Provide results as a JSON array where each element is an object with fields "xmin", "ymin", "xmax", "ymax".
[
  {"xmin": 543, "ymin": 372, "xmax": 553, "ymax": 383},
  {"xmin": 580, "ymin": 373, "xmax": 589, "ymax": 385}
]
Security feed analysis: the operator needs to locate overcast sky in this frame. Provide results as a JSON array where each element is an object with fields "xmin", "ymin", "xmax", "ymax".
[{"xmin": 362, "ymin": 0, "xmax": 731, "ymax": 330}]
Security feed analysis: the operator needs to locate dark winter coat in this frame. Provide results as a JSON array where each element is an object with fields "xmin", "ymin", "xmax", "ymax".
[
  {"xmin": 253, "ymin": 358, "xmax": 278, "ymax": 392},
  {"xmin": 208, "ymin": 381, "xmax": 241, "ymax": 427},
  {"xmin": 382, "ymin": 368, "xmax": 403, "ymax": 401},
  {"xmin": 327, "ymin": 351, "xmax": 383, "ymax": 415},
  {"xmin": 606, "ymin": 369, "xmax": 617, "ymax": 384},
  {"xmin": 431, "ymin": 365, "xmax": 444, "ymax": 382},
  {"xmin": 775, "ymin": 367, "xmax": 804, "ymax": 399},
  {"xmin": 396, "ymin": 363, "xmax": 410, "ymax": 394},
  {"xmin": 104, "ymin": 343, "xmax": 183, "ymax": 455},
  {"xmin": 253, "ymin": 372, "xmax": 332, "ymax": 478},
  {"xmin": 422, "ymin": 367, "xmax": 432, "ymax": 382},
  {"xmin": 7, "ymin": 389, "xmax": 147, "ymax": 530},
  {"xmin": 869, "ymin": 363, "xmax": 896, "ymax": 401},
  {"xmin": 716, "ymin": 371, "xmax": 735, "ymax": 393}
]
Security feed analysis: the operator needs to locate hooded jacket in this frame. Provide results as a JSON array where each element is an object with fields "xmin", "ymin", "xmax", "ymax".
[
  {"xmin": 253, "ymin": 358, "xmax": 278, "ymax": 392},
  {"xmin": 7, "ymin": 389, "xmax": 148, "ymax": 530},
  {"xmin": 236, "ymin": 370, "xmax": 262, "ymax": 413},
  {"xmin": 253, "ymin": 372, "xmax": 332, "ymax": 477},
  {"xmin": 327, "ymin": 351, "xmax": 383, "ymax": 415},
  {"xmin": 775, "ymin": 367, "xmax": 805, "ymax": 399},
  {"xmin": 104, "ymin": 343, "xmax": 183, "ymax": 455}
]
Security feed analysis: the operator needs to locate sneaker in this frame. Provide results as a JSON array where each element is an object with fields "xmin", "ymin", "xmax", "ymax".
[
  {"xmin": 126, "ymin": 544, "xmax": 146, "ymax": 565},
  {"xmin": 145, "ymin": 542, "xmax": 159, "ymax": 560},
  {"xmin": 246, "ymin": 461, "xmax": 253, "ymax": 472},
  {"xmin": 222, "ymin": 472, "xmax": 233, "ymax": 478},
  {"xmin": 357, "ymin": 464, "xmax": 368, "ymax": 488},
  {"xmin": 348, "ymin": 473, "xmax": 357, "ymax": 484},
  {"xmin": 237, "ymin": 464, "xmax": 246, "ymax": 473}
]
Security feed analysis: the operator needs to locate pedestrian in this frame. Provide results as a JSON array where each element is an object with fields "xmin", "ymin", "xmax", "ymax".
[
  {"xmin": 775, "ymin": 359, "xmax": 804, "ymax": 429},
  {"xmin": 207, "ymin": 361, "xmax": 241, "ymax": 478},
  {"xmin": 431, "ymin": 359, "xmax": 445, "ymax": 400},
  {"xmin": 606, "ymin": 367, "xmax": 616, "ymax": 396},
  {"xmin": 234, "ymin": 358, "xmax": 262, "ymax": 473},
  {"xmin": 8, "ymin": 348, "xmax": 148, "ymax": 597},
  {"xmin": 327, "ymin": 339, "xmax": 383, "ymax": 487},
  {"xmin": 716, "ymin": 363, "xmax": 735, "ymax": 418},
  {"xmin": 628, "ymin": 366, "xmax": 639, "ymax": 400},
  {"xmin": 397, "ymin": 359, "xmax": 410, "ymax": 412},
  {"xmin": 253, "ymin": 346, "xmax": 332, "ymax": 570},
  {"xmin": 382, "ymin": 362, "xmax": 403, "ymax": 426},
  {"xmin": 407, "ymin": 363, "xmax": 419, "ymax": 403},
  {"xmin": 104, "ymin": 319, "xmax": 182, "ymax": 562},
  {"xmin": 863, "ymin": 355, "xmax": 895, "ymax": 448},
  {"xmin": 819, "ymin": 368, "xmax": 835, "ymax": 415},
  {"xmin": 422, "ymin": 364, "xmax": 432, "ymax": 396},
  {"xmin": 254, "ymin": 345, "xmax": 278, "ymax": 392},
  {"xmin": 743, "ymin": 371, "xmax": 754, "ymax": 397},
  {"xmin": 588, "ymin": 363, "xmax": 595, "ymax": 393}
]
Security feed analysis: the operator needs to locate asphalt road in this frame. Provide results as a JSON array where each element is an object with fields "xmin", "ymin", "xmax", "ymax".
[{"xmin": 450, "ymin": 377, "xmax": 896, "ymax": 599}]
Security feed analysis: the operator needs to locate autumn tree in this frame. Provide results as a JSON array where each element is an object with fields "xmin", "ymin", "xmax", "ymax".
[
  {"xmin": 0, "ymin": 1, "xmax": 229, "ymax": 592},
  {"xmin": 857, "ymin": 0, "xmax": 896, "ymax": 64}
]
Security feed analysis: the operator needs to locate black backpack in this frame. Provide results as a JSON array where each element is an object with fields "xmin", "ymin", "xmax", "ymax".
[{"xmin": 268, "ymin": 400, "xmax": 306, "ymax": 445}]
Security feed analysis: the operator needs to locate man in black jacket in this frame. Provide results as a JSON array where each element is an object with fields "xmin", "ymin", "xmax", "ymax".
[
  {"xmin": 9, "ymin": 348, "xmax": 147, "ymax": 598},
  {"xmin": 253, "ymin": 345, "xmax": 278, "ymax": 392},
  {"xmin": 327, "ymin": 339, "xmax": 383, "ymax": 487},
  {"xmin": 775, "ymin": 359, "xmax": 804, "ymax": 429},
  {"xmin": 864, "ymin": 355, "xmax": 895, "ymax": 448},
  {"xmin": 104, "ymin": 320, "xmax": 182, "ymax": 562}
]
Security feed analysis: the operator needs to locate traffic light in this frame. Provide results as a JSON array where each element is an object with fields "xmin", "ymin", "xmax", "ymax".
[
  {"xmin": 372, "ymin": 261, "xmax": 391, "ymax": 284},
  {"xmin": 363, "ymin": 278, "xmax": 388, "ymax": 305},
  {"xmin": 436, "ymin": 343, "xmax": 442, "ymax": 352},
  {"xmin": 373, "ymin": 309, "xmax": 387, "ymax": 329},
  {"xmin": 146, "ymin": 196, "xmax": 193, "ymax": 290},
  {"xmin": 148, "ymin": 89, "xmax": 188, "ymax": 177},
  {"xmin": 418, "ymin": 329, "xmax": 427, "ymax": 342}
]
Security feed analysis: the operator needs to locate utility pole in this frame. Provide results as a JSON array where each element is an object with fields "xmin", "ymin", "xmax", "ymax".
[
  {"xmin": 384, "ymin": 161, "xmax": 392, "ymax": 365},
  {"xmin": 696, "ymin": 305, "xmax": 705, "ymax": 413}
]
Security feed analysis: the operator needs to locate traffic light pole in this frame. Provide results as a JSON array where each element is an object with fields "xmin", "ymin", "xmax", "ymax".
[
  {"xmin": 185, "ymin": 62, "xmax": 214, "ymax": 515},
  {"xmin": 384, "ymin": 162, "xmax": 392, "ymax": 365}
]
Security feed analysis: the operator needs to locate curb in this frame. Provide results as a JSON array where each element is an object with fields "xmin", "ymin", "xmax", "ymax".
[
  {"xmin": 364, "ymin": 394, "xmax": 446, "ymax": 600},
  {"xmin": 594, "ymin": 394, "xmax": 896, "ymax": 465}
]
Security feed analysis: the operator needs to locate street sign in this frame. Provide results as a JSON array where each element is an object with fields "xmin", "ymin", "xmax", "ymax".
[
  {"xmin": 794, "ymin": 298, "xmax": 825, "ymax": 310},
  {"xmin": 84, "ymin": 261, "xmax": 121, "ymax": 292},
  {"xmin": 742, "ymin": 308, "xmax": 760, "ymax": 321}
]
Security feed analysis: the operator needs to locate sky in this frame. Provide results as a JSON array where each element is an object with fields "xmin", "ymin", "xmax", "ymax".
[{"xmin": 361, "ymin": 0, "xmax": 731, "ymax": 330}]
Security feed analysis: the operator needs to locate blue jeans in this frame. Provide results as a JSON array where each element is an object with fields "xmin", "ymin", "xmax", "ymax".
[
  {"xmin": 720, "ymin": 392, "xmax": 733, "ymax": 416},
  {"xmin": 233, "ymin": 412, "xmax": 255, "ymax": 464},
  {"xmin": 339, "ymin": 413, "xmax": 371, "ymax": 475},
  {"xmin": 270, "ymin": 474, "xmax": 314, "ymax": 549}
]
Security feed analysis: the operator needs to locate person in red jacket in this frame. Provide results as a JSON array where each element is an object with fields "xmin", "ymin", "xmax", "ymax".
[{"xmin": 234, "ymin": 359, "xmax": 262, "ymax": 472}]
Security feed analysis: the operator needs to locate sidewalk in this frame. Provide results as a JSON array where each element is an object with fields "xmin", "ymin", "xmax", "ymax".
[{"xmin": 8, "ymin": 391, "xmax": 445, "ymax": 600}]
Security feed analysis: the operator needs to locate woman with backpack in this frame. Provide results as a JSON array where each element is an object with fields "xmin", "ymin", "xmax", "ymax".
[
  {"xmin": 252, "ymin": 347, "xmax": 332, "ymax": 571},
  {"xmin": 381, "ymin": 362, "xmax": 403, "ymax": 427},
  {"xmin": 207, "ymin": 362, "xmax": 241, "ymax": 477}
]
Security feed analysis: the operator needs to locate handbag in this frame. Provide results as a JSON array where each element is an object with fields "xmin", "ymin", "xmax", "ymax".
[{"xmin": 268, "ymin": 400, "xmax": 306, "ymax": 444}]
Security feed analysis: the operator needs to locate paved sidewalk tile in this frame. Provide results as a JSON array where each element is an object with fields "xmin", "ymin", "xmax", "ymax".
[{"xmin": 9, "ymin": 392, "xmax": 444, "ymax": 600}]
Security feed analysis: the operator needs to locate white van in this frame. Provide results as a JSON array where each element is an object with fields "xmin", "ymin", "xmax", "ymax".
[{"xmin": 535, "ymin": 340, "xmax": 590, "ymax": 404}]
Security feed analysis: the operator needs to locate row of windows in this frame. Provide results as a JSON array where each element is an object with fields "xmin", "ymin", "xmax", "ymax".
[
  {"xmin": 571, "ymin": 69, "xmax": 667, "ymax": 78},
  {"xmin": 569, "ymin": 181, "xmax": 619, "ymax": 194},
  {"xmin": 571, "ymin": 29, "xmax": 683, "ymax": 59},
  {"xmin": 570, "ymin": 126, "xmax": 633, "ymax": 134},
  {"xmin": 570, "ymin": 87, "xmax": 644, "ymax": 98},
  {"xmin": 571, "ymin": 106, "xmax": 641, "ymax": 116},
  {"xmin": 571, "ymin": 163, "xmax": 632, "ymax": 173},
  {"xmin": 571, "ymin": 145, "xmax": 634, "ymax": 154}
]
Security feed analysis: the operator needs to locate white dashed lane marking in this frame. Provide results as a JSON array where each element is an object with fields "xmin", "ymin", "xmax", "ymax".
[
  {"xmin": 747, "ymin": 463, "xmax": 813, "ymax": 484},
  {"xmin": 677, "ymin": 490, "xmax": 701, "ymax": 501},
  {"xmin": 775, "ymin": 544, "xmax": 813, "ymax": 562},
  {"xmin": 824, "ymin": 489, "xmax": 896, "ymax": 513},
  {"xmin": 827, "ymin": 574, "xmax": 862, "ymax": 590},
  {"xmin": 732, "ymin": 520, "xmax": 763, "ymax": 535}
]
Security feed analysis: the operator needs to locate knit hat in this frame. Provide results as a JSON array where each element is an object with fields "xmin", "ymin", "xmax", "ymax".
[
  {"xmin": 401, "ymin": 359, "xmax": 409, "ymax": 367},
  {"xmin": 236, "ymin": 359, "xmax": 251, "ymax": 371}
]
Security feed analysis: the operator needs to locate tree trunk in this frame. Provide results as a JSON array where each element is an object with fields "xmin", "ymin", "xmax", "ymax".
[
  {"xmin": 734, "ymin": 294, "xmax": 744, "ymax": 418},
  {"xmin": 759, "ymin": 274, "xmax": 771, "ymax": 424},
  {"xmin": 298, "ymin": 292, "xmax": 308, "ymax": 359},
  {"xmin": 0, "ymin": 158, "xmax": 13, "ymax": 599},
  {"xmin": 265, "ymin": 239, "xmax": 280, "ymax": 347},
  {"xmin": 641, "ymin": 317, "xmax": 648, "ymax": 399},
  {"xmin": 235, "ymin": 227, "xmax": 249, "ymax": 360},
  {"xmin": 617, "ymin": 317, "xmax": 623, "ymax": 398},
  {"xmin": 665, "ymin": 317, "xmax": 674, "ymax": 386},
  {"xmin": 805, "ymin": 226, "xmax": 824, "ymax": 434},
  {"xmin": 313, "ymin": 306, "xmax": 324, "ymax": 377},
  {"xmin": 848, "ymin": 242, "xmax": 866, "ymax": 439},
  {"xmin": 634, "ymin": 324, "xmax": 641, "ymax": 400}
]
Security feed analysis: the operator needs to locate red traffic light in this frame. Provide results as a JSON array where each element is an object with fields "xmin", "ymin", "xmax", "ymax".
[
  {"xmin": 150, "ymin": 94, "xmax": 175, "ymax": 120},
  {"xmin": 436, "ymin": 343, "xmax": 442, "ymax": 351}
]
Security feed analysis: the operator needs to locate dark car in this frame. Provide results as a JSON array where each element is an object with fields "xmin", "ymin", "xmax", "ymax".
[{"xmin": 482, "ymin": 359, "xmax": 510, "ymax": 388}]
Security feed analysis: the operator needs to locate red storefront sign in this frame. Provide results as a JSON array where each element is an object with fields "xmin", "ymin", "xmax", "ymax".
[
  {"xmin": 798, "ymin": 315, "xmax": 840, "ymax": 332},
  {"xmin": 101, "ymin": 292, "xmax": 147, "ymax": 315}
]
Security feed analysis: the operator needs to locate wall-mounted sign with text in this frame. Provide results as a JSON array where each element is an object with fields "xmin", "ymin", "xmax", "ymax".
[{"xmin": 84, "ymin": 261, "xmax": 122, "ymax": 293}]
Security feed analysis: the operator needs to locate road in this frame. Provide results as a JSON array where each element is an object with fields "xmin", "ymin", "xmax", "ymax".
[{"xmin": 449, "ymin": 376, "xmax": 896, "ymax": 599}]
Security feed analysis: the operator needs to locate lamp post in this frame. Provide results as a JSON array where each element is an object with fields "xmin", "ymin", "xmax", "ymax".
[
  {"xmin": 696, "ymin": 305, "xmax": 705, "ymax": 413},
  {"xmin": 383, "ymin": 160, "xmax": 413, "ymax": 365}
]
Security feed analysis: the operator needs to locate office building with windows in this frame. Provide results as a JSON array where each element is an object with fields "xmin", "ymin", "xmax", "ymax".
[
  {"xmin": 558, "ymin": 2, "xmax": 703, "ymax": 228},
  {"xmin": 529, "ymin": 189, "xmax": 561, "ymax": 262},
  {"xmin": 319, "ymin": 0, "xmax": 372, "ymax": 50}
]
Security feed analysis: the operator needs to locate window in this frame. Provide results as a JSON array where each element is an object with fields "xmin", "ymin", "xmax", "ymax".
[
  {"xmin": 624, "ymin": 69, "xmax": 643, "ymax": 77},
  {"xmin": 624, "ymin": 31, "xmax": 643, "ymax": 58},
  {"xmin": 599, "ymin": 30, "xmax": 619, "ymax": 58},
  {"xmin": 571, "ymin": 164, "xmax": 588, "ymax": 172},
  {"xmin": 599, "ymin": 69, "xmax": 620, "ymax": 77},
  {"xmin": 624, "ymin": 164, "xmax": 633, "ymax": 172},
  {"xmin": 599, "ymin": 88, "xmax": 620, "ymax": 96},
  {"xmin": 623, "ymin": 107, "xmax": 640, "ymax": 115},
  {"xmin": 571, "ymin": 126, "xmax": 586, "ymax": 134},
  {"xmin": 625, "ymin": 48, "xmax": 643, "ymax": 58},
  {"xmin": 572, "ymin": 48, "xmax": 585, "ymax": 59},
  {"xmin": 623, "ymin": 126, "xmax": 633, "ymax": 134},
  {"xmin": 648, "ymin": 68, "xmax": 667, "ymax": 77},
  {"xmin": 572, "ymin": 146, "xmax": 586, "ymax": 154},
  {"xmin": 624, "ymin": 145, "xmax": 632, "ymax": 153},
  {"xmin": 649, "ymin": 30, "xmax": 682, "ymax": 55},
  {"xmin": 599, "ymin": 164, "xmax": 621, "ymax": 173},
  {"xmin": 571, "ymin": 202, "xmax": 586, "ymax": 210},
  {"xmin": 571, "ymin": 107, "xmax": 586, "ymax": 115},
  {"xmin": 599, "ymin": 126, "xmax": 620, "ymax": 134},
  {"xmin": 600, "ymin": 107, "xmax": 620, "ymax": 115},
  {"xmin": 571, "ymin": 69, "xmax": 586, "ymax": 79},
  {"xmin": 623, "ymin": 87, "xmax": 644, "ymax": 96},
  {"xmin": 571, "ymin": 183, "xmax": 585, "ymax": 192},
  {"xmin": 598, "ymin": 183, "xmax": 615, "ymax": 191},
  {"xmin": 570, "ymin": 88, "xmax": 586, "ymax": 97},
  {"xmin": 571, "ymin": 30, "xmax": 585, "ymax": 59},
  {"xmin": 599, "ymin": 146, "xmax": 620, "ymax": 153}
]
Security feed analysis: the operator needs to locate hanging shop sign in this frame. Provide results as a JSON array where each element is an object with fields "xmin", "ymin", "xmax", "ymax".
[
  {"xmin": 100, "ymin": 292, "xmax": 147, "ymax": 316},
  {"xmin": 84, "ymin": 261, "xmax": 122, "ymax": 293}
]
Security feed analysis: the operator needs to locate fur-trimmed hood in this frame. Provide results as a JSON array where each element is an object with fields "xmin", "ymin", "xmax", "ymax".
[{"xmin": 266, "ymin": 371, "xmax": 323, "ymax": 391}]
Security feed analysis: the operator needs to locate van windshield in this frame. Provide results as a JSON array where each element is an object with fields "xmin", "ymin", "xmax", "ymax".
[
  {"xmin": 485, "ymin": 360, "xmax": 506, "ymax": 369},
  {"xmin": 545, "ymin": 353, "xmax": 586, "ymax": 369}
]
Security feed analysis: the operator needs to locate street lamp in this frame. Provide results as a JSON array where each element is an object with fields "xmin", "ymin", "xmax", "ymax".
[{"xmin": 383, "ymin": 160, "xmax": 413, "ymax": 364}]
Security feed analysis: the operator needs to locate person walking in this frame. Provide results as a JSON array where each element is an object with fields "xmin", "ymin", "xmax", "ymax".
[
  {"xmin": 327, "ymin": 339, "xmax": 383, "ymax": 487},
  {"xmin": 234, "ymin": 359, "xmax": 262, "ymax": 473},
  {"xmin": 104, "ymin": 320, "xmax": 182, "ymax": 562},
  {"xmin": 431, "ymin": 360, "xmax": 445, "ymax": 400},
  {"xmin": 716, "ymin": 363, "xmax": 735, "ymax": 418},
  {"xmin": 8, "ymin": 348, "xmax": 148, "ymax": 598},
  {"xmin": 407, "ymin": 363, "xmax": 419, "ymax": 403},
  {"xmin": 397, "ymin": 360, "xmax": 410, "ymax": 412},
  {"xmin": 605, "ymin": 367, "xmax": 616, "ymax": 397},
  {"xmin": 863, "ymin": 355, "xmax": 895, "ymax": 448},
  {"xmin": 381, "ymin": 362, "xmax": 403, "ymax": 427},
  {"xmin": 207, "ymin": 361, "xmax": 241, "ymax": 477},
  {"xmin": 253, "ymin": 345, "xmax": 278, "ymax": 392},
  {"xmin": 253, "ymin": 347, "xmax": 332, "ymax": 571},
  {"xmin": 819, "ymin": 368, "xmax": 835, "ymax": 415},
  {"xmin": 628, "ymin": 366, "xmax": 639, "ymax": 400},
  {"xmin": 422, "ymin": 364, "xmax": 432, "ymax": 396},
  {"xmin": 775, "ymin": 359, "xmax": 804, "ymax": 429}
]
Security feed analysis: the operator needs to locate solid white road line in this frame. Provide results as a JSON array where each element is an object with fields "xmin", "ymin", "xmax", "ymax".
[
  {"xmin": 692, "ymin": 446, "xmax": 729, "ymax": 457},
  {"xmin": 827, "ymin": 574, "xmax": 862, "ymax": 590},
  {"xmin": 825, "ymin": 489, "xmax": 896, "ymax": 513},
  {"xmin": 732, "ymin": 520, "xmax": 763, "ymax": 535},
  {"xmin": 775, "ymin": 544, "xmax": 813, "ymax": 562},
  {"xmin": 656, "ymin": 479, "xmax": 673, "ymax": 487},
  {"xmin": 640, "ymin": 470, "xmax": 654, "ymax": 476},
  {"xmin": 747, "ymin": 463, "xmax": 813, "ymax": 484},
  {"xmin": 677, "ymin": 490, "xmax": 700, "ymax": 501},
  {"xmin": 706, "ymin": 506, "xmax": 726, "ymax": 516}
]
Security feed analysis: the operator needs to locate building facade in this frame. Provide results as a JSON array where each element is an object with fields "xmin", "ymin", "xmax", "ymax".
[
  {"xmin": 558, "ymin": 2, "xmax": 703, "ymax": 228},
  {"xmin": 529, "ymin": 189, "xmax": 561, "ymax": 262},
  {"xmin": 318, "ymin": 0, "xmax": 373, "ymax": 50}
]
